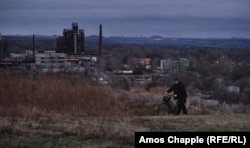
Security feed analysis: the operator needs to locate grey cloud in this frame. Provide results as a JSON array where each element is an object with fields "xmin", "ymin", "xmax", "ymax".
[
  {"xmin": 2, "ymin": 0, "xmax": 249, "ymax": 17},
  {"xmin": 0, "ymin": 0, "xmax": 250, "ymax": 38}
]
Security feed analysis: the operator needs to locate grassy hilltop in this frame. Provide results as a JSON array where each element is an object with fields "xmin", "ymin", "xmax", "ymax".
[{"xmin": 1, "ymin": 71, "xmax": 250, "ymax": 147}]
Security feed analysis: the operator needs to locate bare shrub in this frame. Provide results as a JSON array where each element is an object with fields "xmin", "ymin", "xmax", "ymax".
[
  {"xmin": 1, "ymin": 71, "xmax": 249, "ymax": 118},
  {"xmin": 148, "ymin": 86, "xmax": 167, "ymax": 95},
  {"xmin": 126, "ymin": 91, "xmax": 162, "ymax": 116},
  {"xmin": 0, "ymin": 72, "xmax": 130, "ymax": 117},
  {"xmin": 186, "ymin": 96, "xmax": 219, "ymax": 115},
  {"xmin": 130, "ymin": 86, "xmax": 146, "ymax": 94},
  {"xmin": 187, "ymin": 95, "xmax": 250, "ymax": 114},
  {"xmin": 218, "ymin": 102, "xmax": 250, "ymax": 114}
]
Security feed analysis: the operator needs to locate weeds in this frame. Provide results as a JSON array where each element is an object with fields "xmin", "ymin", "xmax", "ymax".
[
  {"xmin": 1, "ymin": 71, "xmax": 249, "ymax": 118},
  {"xmin": 0, "ymin": 71, "xmax": 130, "ymax": 117}
]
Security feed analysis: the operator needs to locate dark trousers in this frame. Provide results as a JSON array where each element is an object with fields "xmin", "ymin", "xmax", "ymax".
[{"xmin": 176, "ymin": 99, "xmax": 187, "ymax": 115}]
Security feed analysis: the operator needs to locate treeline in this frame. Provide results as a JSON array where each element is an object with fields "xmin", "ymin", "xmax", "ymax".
[
  {"xmin": 2, "ymin": 35, "xmax": 250, "ymax": 105},
  {"xmin": 101, "ymin": 42, "xmax": 250, "ymax": 105}
]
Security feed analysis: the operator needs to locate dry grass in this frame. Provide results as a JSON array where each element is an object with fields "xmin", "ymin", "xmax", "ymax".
[
  {"xmin": 1, "ymin": 113, "xmax": 250, "ymax": 147},
  {"xmin": 0, "ymin": 71, "xmax": 131, "ymax": 117},
  {"xmin": 148, "ymin": 86, "xmax": 168, "ymax": 95},
  {"xmin": 1, "ymin": 71, "xmax": 249, "ymax": 118},
  {"xmin": 130, "ymin": 86, "xmax": 147, "ymax": 94},
  {"xmin": 1, "ymin": 71, "xmax": 250, "ymax": 147}
]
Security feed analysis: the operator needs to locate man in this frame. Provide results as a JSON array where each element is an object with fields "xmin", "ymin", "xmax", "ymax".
[{"xmin": 166, "ymin": 78, "xmax": 188, "ymax": 115}]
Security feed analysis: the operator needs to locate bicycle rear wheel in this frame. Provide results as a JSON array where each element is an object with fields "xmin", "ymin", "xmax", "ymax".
[{"xmin": 157, "ymin": 103, "xmax": 171, "ymax": 115}]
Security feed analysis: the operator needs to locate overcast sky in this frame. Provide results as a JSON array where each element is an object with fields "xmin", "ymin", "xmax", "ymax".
[{"xmin": 0, "ymin": 0, "xmax": 250, "ymax": 38}]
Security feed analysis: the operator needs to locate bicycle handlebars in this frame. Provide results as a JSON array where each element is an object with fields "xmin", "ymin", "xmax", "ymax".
[{"xmin": 164, "ymin": 92, "xmax": 177, "ymax": 97}]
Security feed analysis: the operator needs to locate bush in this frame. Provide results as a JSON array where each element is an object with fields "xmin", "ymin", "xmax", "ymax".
[{"xmin": 0, "ymin": 71, "xmax": 130, "ymax": 117}]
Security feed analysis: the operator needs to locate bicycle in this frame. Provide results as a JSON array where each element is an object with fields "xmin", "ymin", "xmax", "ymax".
[{"xmin": 157, "ymin": 93, "xmax": 178, "ymax": 115}]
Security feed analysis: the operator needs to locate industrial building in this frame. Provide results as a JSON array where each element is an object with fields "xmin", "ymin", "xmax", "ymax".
[
  {"xmin": 160, "ymin": 58, "xmax": 190, "ymax": 72},
  {"xmin": 56, "ymin": 23, "xmax": 85, "ymax": 54},
  {"xmin": 35, "ymin": 51, "xmax": 68, "ymax": 73}
]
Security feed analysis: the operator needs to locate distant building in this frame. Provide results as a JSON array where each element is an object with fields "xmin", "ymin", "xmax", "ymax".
[
  {"xmin": 139, "ymin": 58, "xmax": 151, "ymax": 70},
  {"xmin": 67, "ymin": 54, "xmax": 97, "ymax": 65},
  {"xmin": 224, "ymin": 86, "xmax": 240, "ymax": 94},
  {"xmin": 35, "ymin": 52, "xmax": 68, "ymax": 72},
  {"xmin": 56, "ymin": 23, "xmax": 85, "ymax": 54},
  {"xmin": 160, "ymin": 58, "xmax": 190, "ymax": 72},
  {"xmin": 151, "ymin": 58, "xmax": 160, "ymax": 70},
  {"xmin": 128, "ymin": 57, "xmax": 152, "ymax": 70},
  {"xmin": 10, "ymin": 51, "xmax": 33, "ymax": 63}
]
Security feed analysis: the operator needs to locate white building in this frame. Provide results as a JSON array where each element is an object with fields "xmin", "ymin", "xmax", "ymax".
[
  {"xmin": 160, "ymin": 58, "xmax": 190, "ymax": 72},
  {"xmin": 35, "ymin": 52, "xmax": 68, "ymax": 72},
  {"xmin": 225, "ymin": 86, "xmax": 240, "ymax": 94}
]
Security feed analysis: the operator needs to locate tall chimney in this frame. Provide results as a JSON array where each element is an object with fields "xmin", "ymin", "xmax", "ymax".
[
  {"xmin": 82, "ymin": 30, "xmax": 85, "ymax": 53},
  {"xmin": 79, "ymin": 29, "xmax": 85, "ymax": 53},
  {"xmin": 72, "ymin": 23, "xmax": 78, "ymax": 54},
  {"xmin": 99, "ymin": 24, "xmax": 102, "ymax": 57},
  {"xmin": 73, "ymin": 33, "xmax": 77, "ymax": 54},
  {"xmin": 32, "ymin": 34, "xmax": 35, "ymax": 62},
  {"xmin": 0, "ymin": 33, "xmax": 2, "ymax": 60}
]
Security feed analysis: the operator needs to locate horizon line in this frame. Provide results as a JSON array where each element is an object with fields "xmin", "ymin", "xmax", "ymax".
[{"xmin": 2, "ymin": 34, "xmax": 250, "ymax": 40}]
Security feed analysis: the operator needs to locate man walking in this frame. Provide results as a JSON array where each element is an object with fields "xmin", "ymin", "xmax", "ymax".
[{"xmin": 166, "ymin": 78, "xmax": 188, "ymax": 115}]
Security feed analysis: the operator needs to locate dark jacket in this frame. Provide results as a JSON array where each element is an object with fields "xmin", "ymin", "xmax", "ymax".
[{"xmin": 167, "ymin": 81, "xmax": 187, "ymax": 101}]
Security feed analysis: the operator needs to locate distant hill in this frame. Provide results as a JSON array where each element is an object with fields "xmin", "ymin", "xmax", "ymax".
[
  {"xmin": 2, "ymin": 35, "xmax": 250, "ymax": 51},
  {"xmin": 105, "ymin": 36, "xmax": 250, "ymax": 49}
]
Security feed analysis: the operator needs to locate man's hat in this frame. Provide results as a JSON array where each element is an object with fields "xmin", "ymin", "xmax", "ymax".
[{"xmin": 174, "ymin": 78, "xmax": 179, "ymax": 81}]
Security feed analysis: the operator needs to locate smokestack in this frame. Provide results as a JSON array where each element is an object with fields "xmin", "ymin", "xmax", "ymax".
[
  {"xmin": 0, "ymin": 33, "xmax": 2, "ymax": 60},
  {"xmin": 79, "ymin": 29, "xmax": 85, "ymax": 53},
  {"xmin": 32, "ymin": 34, "xmax": 35, "ymax": 62},
  {"xmin": 82, "ymin": 30, "xmax": 85, "ymax": 53},
  {"xmin": 72, "ymin": 23, "xmax": 78, "ymax": 54},
  {"xmin": 74, "ymin": 33, "xmax": 77, "ymax": 54},
  {"xmin": 99, "ymin": 24, "xmax": 102, "ymax": 57}
]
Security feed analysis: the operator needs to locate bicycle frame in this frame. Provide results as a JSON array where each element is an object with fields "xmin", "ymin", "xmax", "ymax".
[{"xmin": 157, "ymin": 94, "xmax": 177, "ymax": 115}]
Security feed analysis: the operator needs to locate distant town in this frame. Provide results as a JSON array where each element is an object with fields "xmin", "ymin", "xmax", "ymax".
[
  {"xmin": 0, "ymin": 23, "xmax": 250, "ymax": 105},
  {"xmin": 0, "ymin": 23, "xmax": 191, "ymax": 83},
  {"xmin": 1, "ymin": 1, "xmax": 250, "ymax": 146}
]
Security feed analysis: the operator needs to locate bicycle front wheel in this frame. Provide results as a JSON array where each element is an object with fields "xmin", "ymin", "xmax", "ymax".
[{"xmin": 157, "ymin": 103, "xmax": 171, "ymax": 116}]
